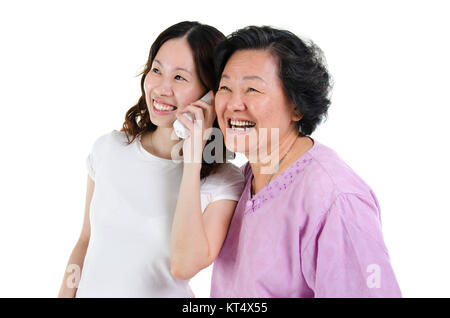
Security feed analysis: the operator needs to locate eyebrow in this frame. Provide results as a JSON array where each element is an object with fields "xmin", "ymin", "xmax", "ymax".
[
  {"xmin": 221, "ymin": 74, "xmax": 266, "ymax": 84},
  {"xmin": 154, "ymin": 59, "xmax": 192, "ymax": 75}
]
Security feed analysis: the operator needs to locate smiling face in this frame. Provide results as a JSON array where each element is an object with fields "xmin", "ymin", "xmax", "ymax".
[
  {"xmin": 215, "ymin": 49, "xmax": 301, "ymax": 156},
  {"xmin": 144, "ymin": 37, "xmax": 205, "ymax": 128}
]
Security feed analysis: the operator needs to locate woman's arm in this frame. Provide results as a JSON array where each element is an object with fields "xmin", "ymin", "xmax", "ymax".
[
  {"xmin": 57, "ymin": 175, "xmax": 94, "ymax": 297},
  {"xmin": 170, "ymin": 164, "xmax": 237, "ymax": 280},
  {"xmin": 170, "ymin": 92, "xmax": 237, "ymax": 280}
]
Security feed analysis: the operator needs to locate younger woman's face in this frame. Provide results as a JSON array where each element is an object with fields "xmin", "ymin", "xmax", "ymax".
[{"xmin": 144, "ymin": 37, "xmax": 205, "ymax": 128}]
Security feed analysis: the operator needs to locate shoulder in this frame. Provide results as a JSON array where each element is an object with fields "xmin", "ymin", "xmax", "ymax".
[
  {"xmin": 294, "ymin": 140, "xmax": 380, "ymax": 225},
  {"xmin": 303, "ymin": 140, "xmax": 377, "ymax": 201},
  {"xmin": 298, "ymin": 142, "xmax": 385, "ymax": 257},
  {"xmin": 90, "ymin": 129, "xmax": 129, "ymax": 153}
]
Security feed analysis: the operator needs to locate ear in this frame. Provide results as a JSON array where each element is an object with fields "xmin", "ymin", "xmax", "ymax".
[{"xmin": 291, "ymin": 107, "xmax": 303, "ymax": 122}]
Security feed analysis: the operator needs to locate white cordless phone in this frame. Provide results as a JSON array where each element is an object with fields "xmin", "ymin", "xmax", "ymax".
[{"xmin": 173, "ymin": 92, "xmax": 211, "ymax": 139}]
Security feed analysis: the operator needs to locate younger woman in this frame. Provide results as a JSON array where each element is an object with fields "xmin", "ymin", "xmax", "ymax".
[{"xmin": 58, "ymin": 21, "xmax": 244, "ymax": 298}]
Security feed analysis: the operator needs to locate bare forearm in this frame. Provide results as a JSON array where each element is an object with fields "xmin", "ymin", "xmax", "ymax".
[
  {"xmin": 57, "ymin": 238, "xmax": 89, "ymax": 298},
  {"xmin": 171, "ymin": 164, "xmax": 210, "ymax": 278}
]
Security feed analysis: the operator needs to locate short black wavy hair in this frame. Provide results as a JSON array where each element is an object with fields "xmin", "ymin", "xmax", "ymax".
[{"xmin": 214, "ymin": 26, "xmax": 332, "ymax": 136}]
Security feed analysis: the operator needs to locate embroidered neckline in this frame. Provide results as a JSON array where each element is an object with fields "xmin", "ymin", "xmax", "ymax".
[{"xmin": 244, "ymin": 139, "xmax": 318, "ymax": 215}]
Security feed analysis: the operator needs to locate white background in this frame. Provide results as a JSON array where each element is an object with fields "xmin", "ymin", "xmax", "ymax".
[{"xmin": 0, "ymin": 0, "xmax": 449, "ymax": 298}]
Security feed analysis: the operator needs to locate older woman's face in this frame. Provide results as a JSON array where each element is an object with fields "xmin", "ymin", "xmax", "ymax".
[{"xmin": 215, "ymin": 49, "xmax": 300, "ymax": 156}]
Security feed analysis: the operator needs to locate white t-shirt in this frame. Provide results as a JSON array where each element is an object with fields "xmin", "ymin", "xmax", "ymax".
[{"xmin": 75, "ymin": 130, "xmax": 245, "ymax": 298}]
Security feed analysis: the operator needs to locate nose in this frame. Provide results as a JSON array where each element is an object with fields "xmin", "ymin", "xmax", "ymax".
[
  {"xmin": 153, "ymin": 77, "xmax": 174, "ymax": 97},
  {"xmin": 226, "ymin": 92, "xmax": 246, "ymax": 111}
]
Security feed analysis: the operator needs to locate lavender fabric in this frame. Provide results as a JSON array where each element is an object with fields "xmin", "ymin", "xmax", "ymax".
[{"xmin": 211, "ymin": 139, "xmax": 402, "ymax": 298}]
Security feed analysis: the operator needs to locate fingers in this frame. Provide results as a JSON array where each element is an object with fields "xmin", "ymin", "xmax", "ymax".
[
  {"xmin": 177, "ymin": 90, "xmax": 217, "ymax": 129},
  {"xmin": 180, "ymin": 105, "xmax": 205, "ymax": 122},
  {"xmin": 175, "ymin": 112, "xmax": 194, "ymax": 130},
  {"xmin": 192, "ymin": 90, "xmax": 216, "ymax": 111},
  {"xmin": 189, "ymin": 102, "xmax": 217, "ymax": 123}
]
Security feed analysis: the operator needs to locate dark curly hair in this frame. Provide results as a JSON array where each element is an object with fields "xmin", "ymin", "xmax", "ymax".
[
  {"xmin": 213, "ymin": 25, "xmax": 332, "ymax": 136},
  {"xmin": 121, "ymin": 21, "xmax": 233, "ymax": 179}
]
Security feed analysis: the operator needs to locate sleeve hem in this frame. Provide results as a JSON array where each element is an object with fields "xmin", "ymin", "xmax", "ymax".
[{"xmin": 209, "ymin": 195, "xmax": 241, "ymax": 203}]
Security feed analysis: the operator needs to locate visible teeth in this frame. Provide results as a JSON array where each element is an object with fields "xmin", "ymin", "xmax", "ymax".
[
  {"xmin": 229, "ymin": 118, "xmax": 256, "ymax": 132},
  {"xmin": 154, "ymin": 101, "xmax": 176, "ymax": 111},
  {"xmin": 230, "ymin": 119, "xmax": 256, "ymax": 127}
]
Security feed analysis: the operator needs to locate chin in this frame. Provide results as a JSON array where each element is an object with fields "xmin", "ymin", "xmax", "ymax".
[
  {"xmin": 149, "ymin": 115, "xmax": 175, "ymax": 128},
  {"xmin": 225, "ymin": 135, "xmax": 258, "ymax": 157}
]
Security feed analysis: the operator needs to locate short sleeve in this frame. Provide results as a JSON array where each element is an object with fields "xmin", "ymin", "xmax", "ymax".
[
  {"xmin": 211, "ymin": 163, "xmax": 245, "ymax": 203},
  {"xmin": 86, "ymin": 153, "xmax": 95, "ymax": 181},
  {"xmin": 85, "ymin": 131, "xmax": 111, "ymax": 182},
  {"xmin": 200, "ymin": 163, "xmax": 246, "ymax": 211},
  {"xmin": 302, "ymin": 193, "xmax": 402, "ymax": 298}
]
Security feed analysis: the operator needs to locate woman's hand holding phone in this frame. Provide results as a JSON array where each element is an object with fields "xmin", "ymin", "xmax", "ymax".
[{"xmin": 175, "ymin": 91, "xmax": 216, "ymax": 166}]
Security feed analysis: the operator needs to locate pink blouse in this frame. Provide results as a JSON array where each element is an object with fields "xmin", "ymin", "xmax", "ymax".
[{"xmin": 211, "ymin": 139, "xmax": 402, "ymax": 297}]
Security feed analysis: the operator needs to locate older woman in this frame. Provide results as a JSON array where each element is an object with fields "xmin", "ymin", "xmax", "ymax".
[{"xmin": 210, "ymin": 26, "xmax": 402, "ymax": 297}]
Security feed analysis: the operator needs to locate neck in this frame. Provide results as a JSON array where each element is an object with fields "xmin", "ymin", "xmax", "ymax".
[
  {"xmin": 248, "ymin": 128, "xmax": 299, "ymax": 191},
  {"xmin": 141, "ymin": 127, "xmax": 180, "ymax": 160}
]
